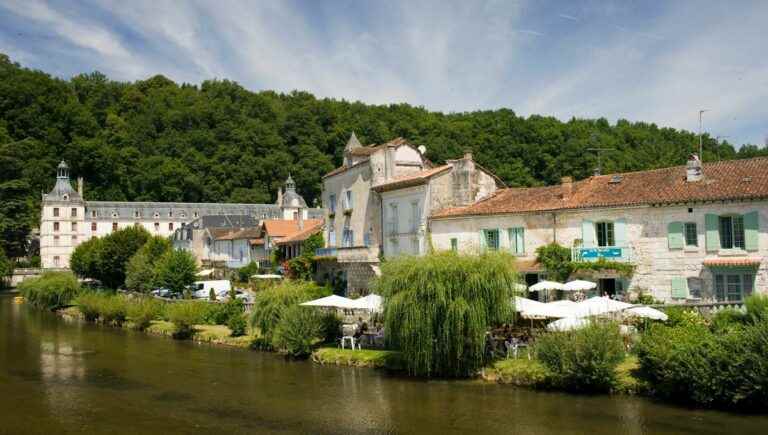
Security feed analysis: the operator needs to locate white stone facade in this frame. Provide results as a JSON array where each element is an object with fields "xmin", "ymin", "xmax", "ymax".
[{"xmin": 430, "ymin": 200, "xmax": 768, "ymax": 302}]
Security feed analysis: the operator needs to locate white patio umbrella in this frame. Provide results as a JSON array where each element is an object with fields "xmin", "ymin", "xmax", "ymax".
[
  {"xmin": 514, "ymin": 297, "xmax": 574, "ymax": 318},
  {"xmin": 562, "ymin": 280, "xmax": 597, "ymax": 292},
  {"xmin": 624, "ymin": 306, "xmax": 668, "ymax": 321},
  {"xmin": 572, "ymin": 296, "xmax": 632, "ymax": 318},
  {"xmin": 347, "ymin": 294, "xmax": 383, "ymax": 312},
  {"xmin": 513, "ymin": 296, "xmax": 545, "ymax": 312},
  {"xmin": 300, "ymin": 295, "xmax": 355, "ymax": 309},
  {"xmin": 528, "ymin": 280, "xmax": 564, "ymax": 291},
  {"xmin": 547, "ymin": 317, "xmax": 590, "ymax": 332},
  {"xmin": 547, "ymin": 300, "xmax": 577, "ymax": 308}
]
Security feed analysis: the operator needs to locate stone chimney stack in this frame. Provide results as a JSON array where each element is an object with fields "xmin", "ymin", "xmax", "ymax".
[
  {"xmin": 686, "ymin": 153, "xmax": 703, "ymax": 182},
  {"xmin": 77, "ymin": 177, "xmax": 84, "ymax": 197},
  {"xmin": 276, "ymin": 187, "xmax": 283, "ymax": 206},
  {"xmin": 561, "ymin": 176, "xmax": 573, "ymax": 200},
  {"xmin": 298, "ymin": 207, "xmax": 304, "ymax": 230}
]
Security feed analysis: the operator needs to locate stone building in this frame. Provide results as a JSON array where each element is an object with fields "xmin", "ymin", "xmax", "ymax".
[
  {"xmin": 319, "ymin": 134, "xmax": 502, "ymax": 294},
  {"xmin": 40, "ymin": 162, "xmax": 322, "ymax": 269},
  {"xmin": 429, "ymin": 155, "xmax": 768, "ymax": 303}
]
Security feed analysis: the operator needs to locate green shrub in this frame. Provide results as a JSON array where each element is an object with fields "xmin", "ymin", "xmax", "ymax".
[
  {"xmin": 166, "ymin": 301, "xmax": 208, "ymax": 339},
  {"xmin": 201, "ymin": 299, "xmax": 244, "ymax": 326},
  {"xmin": 664, "ymin": 306, "xmax": 706, "ymax": 327},
  {"xmin": 744, "ymin": 294, "xmax": 768, "ymax": 324},
  {"xmin": 319, "ymin": 312, "xmax": 342, "ymax": 344},
  {"xmin": 249, "ymin": 280, "xmax": 330, "ymax": 340},
  {"xmin": 711, "ymin": 308, "xmax": 746, "ymax": 333},
  {"xmin": 271, "ymin": 305, "xmax": 323, "ymax": 357},
  {"xmin": 227, "ymin": 313, "xmax": 247, "ymax": 337},
  {"xmin": 376, "ymin": 251, "xmax": 517, "ymax": 378},
  {"xmin": 535, "ymin": 322, "xmax": 625, "ymax": 393},
  {"xmin": 487, "ymin": 358, "xmax": 553, "ymax": 387},
  {"xmin": 99, "ymin": 295, "xmax": 128, "ymax": 325},
  {"xmin": 19, "ymin": 271, "xmax": 81, "ymax": 310},
  {"xmin": 635, "ymin": 321, "xmax": 768, "ymax": 409},
  {"xmin": 237, "ymin": 261, "xmax": 260, "ymax": 283},
  {"xmin": 126, "ymin": 297, "xmax": 165, "ymax": 330},
  {"xmin": 75, "ymin": 292, "xmax": 106, "ymax": 321}
]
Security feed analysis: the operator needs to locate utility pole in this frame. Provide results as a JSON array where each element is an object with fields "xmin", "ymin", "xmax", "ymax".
[{"xmin": 699, "ymin": 109, "xmax": 709, "ymax": 162}]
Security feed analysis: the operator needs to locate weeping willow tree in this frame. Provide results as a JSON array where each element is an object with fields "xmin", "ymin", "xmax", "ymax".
[{"xmin": 375, "ymin": 251, "xmax": 517, "ymax": 378}]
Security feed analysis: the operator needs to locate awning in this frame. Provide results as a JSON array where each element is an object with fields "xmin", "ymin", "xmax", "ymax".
[{"xmin": 703, "ymin": 258, "xmax": 761, "ymax": 268}]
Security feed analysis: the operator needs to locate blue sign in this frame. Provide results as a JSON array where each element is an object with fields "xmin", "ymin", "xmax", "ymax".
[{"xmin": 580, "ymin": 247, "xmax": 622, "ymax": 259}]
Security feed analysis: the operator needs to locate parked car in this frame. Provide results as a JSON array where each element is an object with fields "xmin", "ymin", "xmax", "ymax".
[{"xmin": 151, "ymin": 288, "xmax": 172, "ymax": 298}]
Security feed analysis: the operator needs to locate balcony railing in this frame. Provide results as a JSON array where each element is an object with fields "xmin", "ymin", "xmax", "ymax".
[
  {"xmin": 572, "ymin": 246, "xmax": 633, "ymax": 262},
  {"xmin": 315, "ymin": 247, "xmax": 338, "ymax": 257}
]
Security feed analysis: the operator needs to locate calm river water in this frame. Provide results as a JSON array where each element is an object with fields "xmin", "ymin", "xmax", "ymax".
[{"xmin": 1, "ymin": 293, "xmax": 766, "ymax": 434}]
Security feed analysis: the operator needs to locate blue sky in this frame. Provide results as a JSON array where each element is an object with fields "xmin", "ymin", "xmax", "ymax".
[{"xmin": 1, "ymin": 0, "xmax": 767, "ymax": 146}]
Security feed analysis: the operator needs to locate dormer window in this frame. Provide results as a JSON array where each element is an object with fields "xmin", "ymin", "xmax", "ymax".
[
  {"xmin": 180, "ymin": 212, "xmax": 186, "ymax": 218},
  {"xmin": 169, "ymin": 211, "xmax": 173, "ymax": 218},
  {"xmin": 193, "ymin": 212, "xmax": 199, "ymax": 218},
  {"xmin": 91, "ymin": 210, "xmax": 97, "ymax": 218},
  {"xmin": 134, "ymin": 211, "xmax": 140, "ymax": 218},
  {"xmin": 112, "ymin": 212, "xmax": 118, "ymax": 218},
  {"xmin": 154, "ymin": 212, "xmax": 160, "ymax": 219},
  {"xmin": 63, "ymin": 194, "xmax": 69, "ymax": 201}
]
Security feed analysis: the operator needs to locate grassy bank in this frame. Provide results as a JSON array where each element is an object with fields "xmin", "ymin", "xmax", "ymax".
[
  {"xmin": 312, "ymin": 347, "xmax": 404, "ymax": 370},
  {"xmin": 483, "ymin": 355, "xmax": 642, "ymax": 394}
]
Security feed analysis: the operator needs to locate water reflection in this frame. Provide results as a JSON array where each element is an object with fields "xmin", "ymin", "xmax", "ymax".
[{"xmin": 1, "ymin": 294, "xmax": 767, "ymax": 435}]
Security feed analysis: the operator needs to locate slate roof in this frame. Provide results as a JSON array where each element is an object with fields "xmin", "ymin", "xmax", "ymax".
[
  {"xmin": 372, "ymin": 165, "xmax": 452, "ymax": 192},
  {"xmin": 432, "ymin": 157, "xmax": 768, "ymax": 218},
  {"xmin": 85, "ymin": 202, "xmax": 282, "ymax": 220}
]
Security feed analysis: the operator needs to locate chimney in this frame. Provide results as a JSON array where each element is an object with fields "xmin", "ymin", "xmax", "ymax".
[
  {"xmin": 463, "ymin": 150, "xmax": 473, "ymax": 161},
  {"xmin": 686, "ymin": 153, "xmax": 703, "ymax": 182},
  {"xmin": 276, "ymin": 187, "xmax": 283, "ymax": 206},
  {"xmin": 297, "ymin": 208, "xmax": 304, "ymax": 230},
  {"xmin": 561, "ymin": 176, "xmax": 573, "ymax": 199},
  {"xmin": 77, "ymin": 177, "xmax": 84, "ymax": 197}
]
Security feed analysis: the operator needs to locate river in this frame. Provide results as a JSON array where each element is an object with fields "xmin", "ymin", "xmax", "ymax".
[{"xmin": 1, "ymin": 293, "xmax": 765, "ymax": 434}]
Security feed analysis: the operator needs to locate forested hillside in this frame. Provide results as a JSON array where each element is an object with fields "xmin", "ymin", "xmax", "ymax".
[{"xmin": 1, "ymin": 53, "xmax": 766, "ymax": 258}]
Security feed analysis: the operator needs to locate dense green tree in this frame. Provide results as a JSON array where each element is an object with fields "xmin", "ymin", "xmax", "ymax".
[
  {"xmin": 0, "ymin": 246, "xmax": 12, "ymax": 288},
  {"xmin": 1, "ymin": 53, "xmax": 767, "ymax": 260},
  {"xmin": 154, "ymin": 249, "xmax": 198, "ymax": 295},
  {"xmin": 70, "ymin": 226, "xmax": 150, "ymax": 288},
  {"xmin": 125, "ymin": 236, "xmax": 172, "ymax": 292}
]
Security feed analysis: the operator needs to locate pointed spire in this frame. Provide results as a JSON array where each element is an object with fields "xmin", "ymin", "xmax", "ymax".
[
  {"xmin": 345, "ymin": 132, "xmax": 362, "ymax": 152},
  {"xmin": 285, "ymin": 173, "xmax": 296, "ymax": 191}
]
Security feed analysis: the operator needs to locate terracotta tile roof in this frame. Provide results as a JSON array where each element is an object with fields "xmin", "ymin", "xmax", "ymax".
[
  {"xmin": 249, "ymin": 238, "xmax": 264, "ymax": 246},
  {"xmin": 210, "ymin": 227, "xmax": 262, "ymax": 241},
  {"xmin": 372, "ymin": 165, "xmax": 452, "ymax": 192},
  {"xmin": 275, "ymin": 221, "xmax": 323, "ymax": 245},
  {"xmin": 703, "ymin": 258, "xmax": 762, "ymax": 267},
  {"xmin": 432, "ymin": 157, "xmax": 768, "ymax": 218},
  {"xmin": 516, "ymin": 259, "xmax": 543, "ymax": 273},
  {"xmin": 263, "ymin": 219, "xmax": 323, "ymax": 237}
]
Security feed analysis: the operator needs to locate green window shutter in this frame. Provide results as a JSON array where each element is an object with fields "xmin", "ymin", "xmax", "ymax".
[
  {"xmin": 671, "ymin": 277, "xmax": 688, "ymax": 299},
  {"xmin": 517, "ymin": 228, "xmax": 525, "ymax": 254},
  {"xmin": 614, "ymin": 218, "xmax": 627, "ymax": 247},
  {"xmin": 479, "ymin": 230, "xmax": 486, "ymax": 251},
  {"xmin": 667, "ymin": 222, "xmax": 684, "ymax": 249},
  {"xmin": 705, "ymin": 214, "xmax": 719, "ymax": 252},
  {"xmin": 744, "ymin": 211, "xmax": 759, "ymax": 251},
  {"xmin": 508, "ymin": 228, "xmax": 525, "ymax": 254},
  {"xmin": 581, "ymin": 220, "xmax": 595, "ymax": 247}
]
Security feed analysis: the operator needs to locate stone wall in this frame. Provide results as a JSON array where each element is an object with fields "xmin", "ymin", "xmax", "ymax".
[{"xmin": 345, "ymin": 262, "xmax": 377, "ymax": 296}]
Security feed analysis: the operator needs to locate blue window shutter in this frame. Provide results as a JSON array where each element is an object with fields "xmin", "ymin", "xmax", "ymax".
[
  {"xmin": 582, "ymin": 220, "xmax": 595, "ymax": 247},
  {"xmin": 517, "ymin": 228, "xmax": 525, "ymax": 254},
  {"xmin": 614, "ymin": 218, "xmax": 627, "ymax": 247},
  {"xmin": 705, "ymin": 214, "xmax": 719, "ymax": 252},
  {"xmin": 667, "ymin": 222, "xmax": 684, "ymax": 249},
  {"xmin": 744, "ymin": 211, "xmax": 759, "ymax": 251},
  {"xmin": 671, "ymin": 277, "xmax": 688, "ymax": 299}
]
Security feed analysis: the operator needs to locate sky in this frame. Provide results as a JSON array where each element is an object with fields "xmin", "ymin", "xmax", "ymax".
[{"xmin": 1, "ymin": 0, "xmax": 767, "ymax": 147}]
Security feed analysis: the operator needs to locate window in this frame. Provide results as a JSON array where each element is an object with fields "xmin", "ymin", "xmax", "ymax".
[
  {"xmin": 154, "ymin": 222, "xmax": 160, "ymax": 232},
  {"xmin": 410, "ymin": 202, "xmax": 420, "ymax": 232},
  {"xmin": 329, "ymin": 194, "xmax": 336, "ymax": 214},
  {"xmin": 53, "ymin": 222, "xmax": 60, "ymax": 232},
  {"xmin": 169, "ymin": 211, "xmax": 173, "ymax": 218},
  {"xmin": 71, "ymin": 208, "xmax": 77, "ymax": 217},
  {"xmin": 684, "ymin": 222, "xmax": 697, "ymax": 246},
  {"xmin": 71, "ymin": 222, "xmax": 77, "ymax": 232},
  {"xmin": 687, "ymin": 277, "xmax": 703, "ymax": 299},
  {"xmin": 72, "ymin": 235, "xmax": 77, "ymax": 243},
  {"xmin": 484, "ymin": 229, "xmax": 500, "ymax": 250},
  {"xmin": 344, "ymin": 190, "xmax": 353, "ymax": 210},
  {"xmin": 169, "ymin": 223, "xmax": 174, "ymax": 231},
  {"xmin": 112, "ymin": 222, "xmax": 118, "ymax": 231},
  {"xmin": 154, "ymin": 212, "xmax": 160, "ymax": 218},
  {"xmin": 509, "ymin": 227, "xmax": 525, "ymax": 254},
  {"xmin": 91, "ymin": 222, "xmax": 97, "ymax": 231},
  {"xmin": 328, "ymin": 228, "xmax": 336, "ymax": 246},
  {"xmin": 364, "ymin": 232, "xmax": 371, "ymax": 247},
  {"xmin": 193, "ymin": 212, "xmax": 199, "ymax": 218},
  {"xmin": 719, "ymin": 215, "xmax": 745, "ymax": 249},
  {"xmin": 91, "ymin": 210, "xmax": 97, "ymax": 218},
  {"xmin": 342, "ymin": 228, "xmax": 354, "ymax": 247},
  {"xmin": 53, "ymin": 256, "xmax": 60, "ymax": 267},
  {"xmin": 62, "ymin": 194, "xmax": 68, "ymax": 201},
  {"xmin": 293, "ymin": 211, "xmax": 299, "ymax": 220},
  {"xmin": 715, "ymin": 273, "xmax": 755, "ymax": 301},
  {"xmin": 391, "ymin": 238, "xmax": 399, "ymax": 256},
  {"xmin": 450, "ymin": 238, "xmax": 458, "ymax": 252},
  {"xmin": 596, "ymin": 222, "xmax": 615, "ymax": 247},
  {"xmin": 389, "ymin": 204, "xmax": 399, "ymax": 235},
  {"xmin": 53, "ymin": 235, "xmax": 60, "ymax": 246},
  {"xmin": 53, "ymin": 208, "xmax": 60, "ymax": 217},
  {"xmin": 134, "ymin": 210, "xmax": 140, "ymax": 218},
  {"xmin": 112, "ymin": 212, "xmax": 118, "ymax": 218}
]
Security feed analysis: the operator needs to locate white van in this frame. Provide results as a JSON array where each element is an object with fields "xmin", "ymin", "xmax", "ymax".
[{"xmin": 191, "ymin": 280, "xmax": 232, "ymax": 299}]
